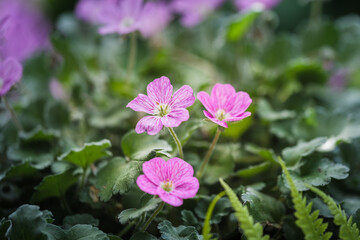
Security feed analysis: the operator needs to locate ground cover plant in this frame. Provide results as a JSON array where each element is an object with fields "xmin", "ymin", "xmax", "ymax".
[{"xmin": 1, "ymin": 0, "xmax": 360, "ymax": 239}]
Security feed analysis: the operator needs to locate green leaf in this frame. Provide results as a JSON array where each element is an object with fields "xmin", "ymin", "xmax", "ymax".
[
  {"xmin": 118, "ymin": 197, "xmax": 162, "ymax": 224},
  {"xmin": 245, "ymin": 144, "xmax": 278, "ymax": 164},
  {"xmin": 158, "ymin": 220, "xmax": 202, "ymax": 240},
  {"xmin": 235, "ymin": 162, "xmax": 271, "ymax": 178},
  {"xmin": 6, "ymin": 204, "xmax": 51, "ymax": 240},
  {"xmin": 96, "ymin": 157, "xmax": 142, "ymax": 201},
  {"xmin": 241, "ymin": 188, "xmax": 285, "ymax": 223},
  {"xmin": 31, "ymin": 170, "xmax": 78, "ymax": 203},
  {"xmin": 45, "ymin": 224, "xmax": 109, "ymax": 240},
  {"xmin": 58, "ymin": 139, "xmax": 112, "ymax": 170},
  {"xmin": 282, "ymin": 137, "xmax": 327, "ymax": 166},
  {"xmin": 181, "ymin": 210, "xmax": 200, "ymax": 230},
  {"xmin": 63, "ymin": 214, "xmax": 99, "ymax": 229},
  {"xmin": 129, "ymin": 232, "xmax": 158, "ymax": 240},
  {"xmin": 0, "ymin": 162, "xmax": 39, "ymax": 182},
  {"xmin": 121, "ymin": 130, "xmax": 172, "ymax": 161},
  {"xmin": 195, "ymin": 194, "xmax": 231, "ymax": 224},
  {"xmin": 301, "ymin": 22, "xmax": 339, "ymax": 53},
  {"xmin": 0, "ymin": 218, "xmax": 10, "ymax": 239},
  {"xmin": 219, "ymin": 179, "xmax": 269, "ymax": 240},
  {"xmin": 202, "ymin": 191, "xmax": 226, "ymax": 240},
  {"xmin": 257, "ymin": 99, "xmax": 296, "ymax": 121},
  {"xmin": 19, "ymin": 126, "xmax": 60, "ymax": 143},
  {"xmin": 227, "ymin": 12, "xmax": 260, "ymax": 42}
]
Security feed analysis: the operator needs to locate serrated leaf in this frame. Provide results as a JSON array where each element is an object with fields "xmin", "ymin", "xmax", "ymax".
[
  {"xmin": 129, "ymin": 232, "xmax": 158, "ymax": 240},
  {"xmin": 121, "ymin": 130, "xmax": 172, "ymax": 161},
  {"xmin": 63, "ymin": 214, "xmax": 99, "ymax": 229},
  {"xmin": 96, "ymin": 157, "xmax": 142, "ymax": 201},
  {"xmin": 31, "ymin": 170, "xmax": 78, "ymax": 203},
  {"xmin": 282, "ymin": 137, "xmax": 327, "ymax": 166},
  {"xmin": 0, "ymin": 162, "xmax": 39, "ymax": 182},
  {"xmin": 227, "ymin": 12, "xmax": 260, "ymax": 42},
  {"xmin": 158, "ymin": 220, "xmax": 202, "ymax": 240},
  {"xmin": 45, "ymin": 224, "xmax": 109, "ymax": 240},
  {"xmin": 118, "ymin": 197, "xmax": 161, "ymax": 224},
  {"xmin": 19, "ymin": 126, "xmax": 60, "ymax": 143},
  {"xmin": 58, "ymin": 139, "xmax": 112, "ymax": 170},
  {"xmin": 181, "ymin": 210, "xmax": 200, "ymax": 229}
]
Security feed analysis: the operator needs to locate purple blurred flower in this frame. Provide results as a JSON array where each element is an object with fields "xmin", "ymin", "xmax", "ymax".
[
  {"xmin": 0, "ymin": 58, "xmax": 22, "ymax": 97},
  {"xmin": 0, "ymin": 0, "xmax": 50, "ymax": 62},
  {"xmin": 138, "ymin": 2, "xmax": 172, "ymax": 38},
  {"xmin": 76, "ymin": 0, "xmax": 117, "ymax": 24},
  {"xmin": 197, "ymin": 83, "xmax": 252, "ymax": 128},
  {"xmin": 235, "ymin": 0, "xmax": 281, "ymax": 12},
  {"xmin": 329, "ymin": 69, "xmax": 348, "ymax": 91},
  {"xmin": 137, "ymin": 157, "xmax": 199, "ymax": 207},
  {"xmin": 172, "ymin": 0, "xmax": 224, "ymax": 27},
  {"xmin": 127, "ymin": 76, "xmax": 195, "ymax": 135},
  {"xmin": 49, "ymin": 79, "xmax": 67, "ymax": 101}
]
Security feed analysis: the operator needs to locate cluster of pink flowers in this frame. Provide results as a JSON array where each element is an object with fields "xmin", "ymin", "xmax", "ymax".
[{"xmin": 129, "ymin": 76, "xmax": 252, "ymax": 206}]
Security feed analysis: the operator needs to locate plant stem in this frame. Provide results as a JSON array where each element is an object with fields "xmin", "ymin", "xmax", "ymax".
[
  {"xmin": 60, "ymin": 196, "xmax": 71, "ymax": 214},
  {"xmin": 80, "ymin": 168, "xmax": 87, "ymax": 188},
  {"xmin": 126, "ymin": 32, "xmax": 137, "ymax": 82},
  {"xmin": 119, "ymin": 221, "xmax": 135, "ymax": 237},
  {"xmin": 196, "ymin": 127, "xmax": 221, "ymax": 179},
  {"xmin": 310, "ymin": 0, "xmax": 322, "ymax": 26},
  {"xmin": 167, "ymin": 127, "xmax": 184, "ymax": 159},
  {"xmin": 141, "ymin": 201, "xmax": 165, "ymax": 232},
  {"xmin": 3, "ymin": 96, "xmax": 23, "ymax": 131}
]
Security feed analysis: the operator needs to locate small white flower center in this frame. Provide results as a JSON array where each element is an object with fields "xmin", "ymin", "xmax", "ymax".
[
  {"xmin": 120, "ymin": 17, "xmax": 134, "ymax": 28},
  {"xmin": 215, "ymin": 109, "xmax": 229, "ymax": 121},
  {"xmin": 250, "ymin": 2, "xmax": 266, "ymax": 12},
  {"xmin": 154, "ymin": 103, "xmax": 171, "ymax": 117},
  {"xmin": 161, "ymin": 180, "xmax": 174, "ymax": 193}
]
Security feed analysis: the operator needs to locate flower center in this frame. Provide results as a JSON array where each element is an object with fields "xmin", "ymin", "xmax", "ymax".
[
  {"xmin": 161, "ymin": 180, "xmax": 174, "ymax": 193},
  {"xmin": 120, "ymin": 17, "xmax": 134, "ymax": 28},
  {"xmin": 215, "ymin": 109, "xmax": 228, "ymax": 121},
  {"xmin": 250, "ymin": 2, "xmax": 266, "ymax": 12},
  {"xmin": 154, "ymin": 103, "xmax": 171, "ymax": 117}
]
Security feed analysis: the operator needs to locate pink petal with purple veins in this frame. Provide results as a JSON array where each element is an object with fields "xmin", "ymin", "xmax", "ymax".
[
  {"xmin": 204, "ymin": 110, "xmax": 228, "ymax": 128},
  {"xmin": 142, "ymin": 157, "xmax": 166, "ymax": 184},
  {"xmin": 211, "ymin": 83, "xmax": 236, "ymax": 110},
  {"xmin": 226, "ymin": 112, "xmax": 252, "ymax": 122},
  {"xmin": 126, "ymin": 93, "xmax": 155, "ymax": 114},
  {"xmin": 165, "ymin": 157, "xmax": 194, "ymax": 182},
  {"xmin": 197, "ymin": 91, "xmax": 215, "ymax": 114},
  {"xmin": 170, "ymin": 85, "xmax": 195, "ymax": 109},
  {"xmin": 135, "ymin": 116, "xmax": 163, "ymax": 135},
  {"xmin": 161, "ymin": 108, "xmax": 189, "ymax": 128},
  {"xmin": 147, "ymin": 76, "xmax": 173, "ymax": 105},
  {"xmin": 172, "ymin": 177, "xmax": 199, "ymax": 199},
  {"xmin": 228, "ymin": 91, "xmax": 252, "ymax": 116},
  {"xmin": 136, "ymin": 175, "xmax": 158, "ymax": 195},
  {"xmin": 157, "ymin": 187, "xmax": 183, "ymax": 207}
]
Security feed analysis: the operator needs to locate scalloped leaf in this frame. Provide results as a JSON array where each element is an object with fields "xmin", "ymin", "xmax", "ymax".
[{"xmin": 158, "ymin": 220, "xmax": 201, "ymax": 240}]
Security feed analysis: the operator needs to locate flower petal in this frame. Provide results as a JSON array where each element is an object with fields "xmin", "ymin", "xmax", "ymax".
[
  {"xmin": 165, "ymin": 157, "xmax": 194, "ymax": 182},
  {"xmin": 197, "ymin": 91, "xmax": 215, "ymax": 114},
  {"xmin": 161, "ymin": 108, "xmax": 189, "ymax": 128},
  {"xmin": 147, "ymin": 76, "xmax": 173, "ymax": 104},
  {"xmin": 126, "ymin": 94, "xmax": 155, "ymax": 114},
  {"xmin": 142, "ymin": 157, "xmax": 166, "ymax": 185},
  {"xmin": 0, "ymin": 58, "xmax": 22, "ymax": 96},
  {"xmin": 170, "ymin": 85, "xmax": 195, "ymax": 109},
  {"xmin": 226, "ymin": 112, "xmax": 252, "ymax": 122},
  {"xmin": 203, "ymin": 110, "xmax": 228, "ymax": 128},
  {"xmin": 157, "ymin": 187, "xmax": 183, "ymax": 207},
  {"xmin": 135, "ymin": 116, "xmax": 163, "ymax": 135},
  {"xmin": 172, "ymin": 176, "xmax": 199, "ymax": 199},
  {"xmin": 210, "ymin": 83, "xmax": 236, "ymax": 110},
  {"xmin": 228, "ymin": 91, "xmax": 252, "ymax": 116},
  {"xmin": 136, "ymin": 175, "xmax": 158, "ymax": 195}
]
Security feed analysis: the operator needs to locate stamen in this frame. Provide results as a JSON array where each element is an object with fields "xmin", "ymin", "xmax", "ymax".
[
  {"xmin": 215, "ymin": 109, "xmax": 228, "ymax": 121},
  {"xmin": 161, "ymin": 181, "xmax": 174, "ymax": 192}
]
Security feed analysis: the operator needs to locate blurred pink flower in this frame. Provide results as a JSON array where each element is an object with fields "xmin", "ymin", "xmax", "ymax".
[
  {"xmin": 0, "ymin": 58, "xmax": 22, "ymax": 97},
  {"xmin": 329, "ymin": 68, "xmax": 348, "ymax": 91},
  {"xmin": 235, "ymin": 0, "xmax": 281, "ymax": 12},
  {"xmin": 49, "ymin": 79, "xmax": 67, "ymax": 101},
  {"xmin": 127, "ymin": 76, "xmax": 195, "ymax": 135},
  {"xmin": 137, "ymin": 157, "xmax": 199, "ymax": 207},
  {"xmin": 171, "ymin": 0, "xmax": 224, "ymax": 27},
  {"xmin": 197, "ymin": 83, "xmax": 252, "ymax": 128},
  {"xmin": 76, "ymin": 0, "xmax": 117, "ymax": 24},
  {"xmin": 138, "ymin": 2, "xmax": 172, "ymax": 38},
  {"xmin": 0, "ymin": 0, "xmax": 50, "ymax": 62}
]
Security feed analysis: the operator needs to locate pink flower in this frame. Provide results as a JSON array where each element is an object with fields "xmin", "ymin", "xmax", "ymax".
[
  {"xmin": 49, "ymin": 79, "xmax": 67, "ymax": 101},
  {"xmin": 137, "ymin": 157, "xmax": 199, "ymax": 207},
  {"xmin": 197, "ymin": 83, "xmax": 252, "ymax": 128},
  {"xmin": 235, "ymin": 0, "xmax": 281, "ymax": 12},
  {"xmin": 0, "ymin": 58, "xmax": 22, "ymax": 97},
  {"xmin": 126, "ymin": 76, "xmax": 195, "ymax": 135}
]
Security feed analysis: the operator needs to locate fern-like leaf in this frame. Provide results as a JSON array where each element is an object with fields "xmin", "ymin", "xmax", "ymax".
[
  {"xmin": 203, "ymin": 191, "xmax": 226, "ymax": 240},
  {"xmin": 278, "ymin": 157, "xmax": 332, "ymax": 240},
  {"xmin": 306, "ymin": 184, "xmax": 360, "ymax": 240},
  {"xmin": 219, "ymin": 178, "xmax": 269, "ymax": 240}
]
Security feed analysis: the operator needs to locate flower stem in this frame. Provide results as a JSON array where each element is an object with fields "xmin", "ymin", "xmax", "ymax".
[
  {"xmin": 141, "ymin": 201, "xmax": 165, "ymax": 232},
  {"xmin": 126, "ymin": 32, "xmax": 137, "ymax": 82},
  {"xmin": 196, "ymin": 127, "xmax": 222, "ymax": 179},
  {"xmin": 3, "ymin": 96, "xmax": 23, "ymax": 132},
  {"xmin": 167, "ymin": 127, "xmax": 184, "ymax": 159}
]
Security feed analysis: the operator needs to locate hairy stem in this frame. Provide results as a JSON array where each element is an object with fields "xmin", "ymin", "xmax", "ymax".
[
  {"xmin": 167, "ymin": 127, "xmax": 184, "ymax": 159},
  {"xmin": 196, "ymin": 128, "xmax": 221, "ymax": 179},
  {"xmin": 3, "ymin": 96, "xmax": 23, "ymax": 131},
  {"xmin": 141, "ymin": 201, "xmax": 165, "ymax": 232}
]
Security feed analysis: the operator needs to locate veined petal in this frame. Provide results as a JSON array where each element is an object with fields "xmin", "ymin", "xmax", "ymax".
[
  {"xmin": 161, "ymin": 108, "xmax": 189, "ymax": 128},
  {"xmin": 228, "ymin": 91, "xmax": 252, "ymax": 116},
  {"xmin": 197, "ymin": 91, "xmax": 215, "ymax": 114},
  {"xmin": 136, "ymin": 175, "xmax": 158, "ymax": 195},
  {"xmin": 170, "ymin": 85, "xmax": 195, "ymax": 109},
  {"xmin": 147, "ymin": 76, "xmax": 173, "ymax": 105},
  {"xmin": 204, "ymin": 110, "xmax": 228, "ymax": 128},
  {"xmin": 165, "ymin": 157, "xmax": 194, "ymax": 182},
  {"xmin": 226, "ymin": 112, "xmax": 251, "ymax": 122},
  {"xmin": 157, "ymin": 187, "xmax": 183, "ymax": 207},
  {"xmin": 172, "ymin": 177, "xmax": 199, "ymax": 199},
  {"xmin": 135, "ymin": 116, "xmax": 163, "ymax": 135},
  {"xmin": 126, "ymin": 93, "xmax": 155, "ymax": 114},
  {"xmin": 142, "ymin": 157, "xmax": 166, "ymax": 185},
  {"xmin": 210, "ymin": 83, "xmax": 236, "ymax": 110}
]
